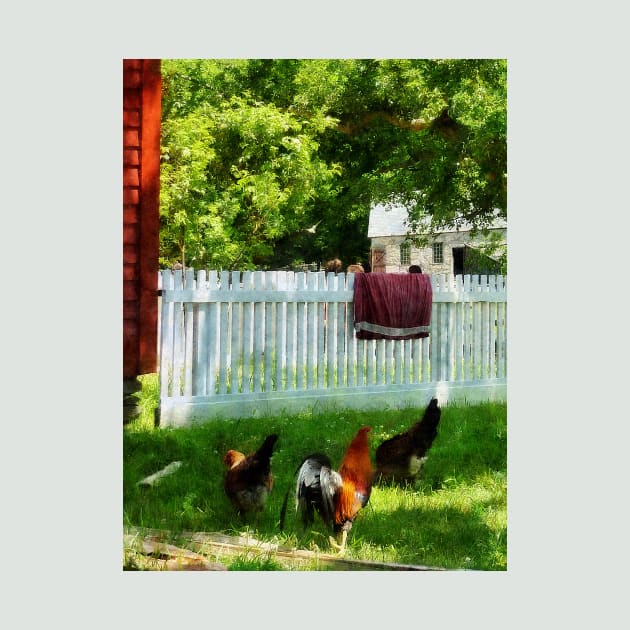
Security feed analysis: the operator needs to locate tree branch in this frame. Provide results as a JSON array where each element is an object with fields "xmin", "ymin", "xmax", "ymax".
[
  {"xmin": 335, "ymin": 108, "xmax": 463, "ymax": 142},
  {"xmin": 336, "ymin": 111, "xmax": 431, "ymax": 135}
]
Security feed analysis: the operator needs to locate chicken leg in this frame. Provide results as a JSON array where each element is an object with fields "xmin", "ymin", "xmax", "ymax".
[{"xmin": 328, "ymin": 530, "xmax": 348, "ymax": 555}]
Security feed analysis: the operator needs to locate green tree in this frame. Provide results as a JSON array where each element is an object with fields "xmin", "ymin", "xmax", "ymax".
[{"xmin": 160, "ymin": 59, "xmax": 506, "ymax": 270}]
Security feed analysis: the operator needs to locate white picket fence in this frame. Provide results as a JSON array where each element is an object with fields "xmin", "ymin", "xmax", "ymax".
[{"xmin": 157, "ymin": 269, "xmax": 507, "ymax": 426}]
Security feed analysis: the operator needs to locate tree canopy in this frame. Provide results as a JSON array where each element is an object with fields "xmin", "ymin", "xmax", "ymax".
[{"xmin": 159, "ymin": 59, "xmax": 507, "ymax": 270}]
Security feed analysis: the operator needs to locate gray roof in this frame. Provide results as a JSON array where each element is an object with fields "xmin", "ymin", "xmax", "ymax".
[
  {"xmin": 367, "ymin": 203, "xmax": 410, "ymax": 237},
  {"xmin": 367, "ymin": 202, "xmax": 507, "ymax": 238}
]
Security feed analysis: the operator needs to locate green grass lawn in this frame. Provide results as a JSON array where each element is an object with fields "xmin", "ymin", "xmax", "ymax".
[{"xmin": 123, "ymin": 374, "xmax": 507, "ymax": 570}]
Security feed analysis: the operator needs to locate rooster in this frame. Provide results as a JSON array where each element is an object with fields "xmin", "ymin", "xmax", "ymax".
[
  {"xmin": 375, "ymin": 398, "xmax": 441, "ymax": 484},
  {"xmin": 281, "ymin": 426, "xmax": 373, "ymax": 554},
  {"xmin": 223, "ymin": 434, "xmax": 279, "ymax": 516}
]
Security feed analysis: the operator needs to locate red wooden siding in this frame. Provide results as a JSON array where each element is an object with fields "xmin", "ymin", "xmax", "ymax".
[{"xmin": 123, "ymin": 59, "xmax": 161, "ymax": 379}]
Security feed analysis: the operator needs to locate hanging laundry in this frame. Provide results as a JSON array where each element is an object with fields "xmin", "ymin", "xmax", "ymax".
[{"xmin": 353, "ymin": 273, "xmax": 433, "ymax": 340}]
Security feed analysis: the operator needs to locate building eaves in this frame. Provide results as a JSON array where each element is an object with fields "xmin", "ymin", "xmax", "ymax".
[{"xmin": 367, "ymin": 202, "xmax": 507, "ymax": 238}]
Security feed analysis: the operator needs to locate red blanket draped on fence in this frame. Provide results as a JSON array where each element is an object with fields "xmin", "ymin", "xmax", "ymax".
[{"xmin": 353, "ymin": 273, "xmax": 433, "ymax": 340}]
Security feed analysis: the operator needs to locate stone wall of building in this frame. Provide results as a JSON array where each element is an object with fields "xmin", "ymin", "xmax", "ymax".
[{"xmin": 371, "ymin": 228, "xmax": 506, "ymax": 274}]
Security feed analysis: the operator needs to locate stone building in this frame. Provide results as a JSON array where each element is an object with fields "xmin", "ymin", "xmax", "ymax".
[{"xmin": 368, "ymin": 202, "xmax": 507, "ymax": 275}]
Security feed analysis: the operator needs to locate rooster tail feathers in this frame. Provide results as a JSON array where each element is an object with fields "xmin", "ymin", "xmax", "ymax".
[
  {"xmin": 279, "ymin": 485, "xmax": 290, "ymax": 531},
  {"xmin": 280, "ymin": 449, "xmax": 310, "ymax": 530},
  {"xmin": 408, "ymin": 397, "xmax": 441, "ymax": 441},
  {"xmin": 294, "ymin": 453, "xmax": 338, "ymax": 528},
  {"xmin": 319, "ymin": 467, "xmax": 343, "ymax": 523},
  {"xmin": 419, "ymin": 398, "xmax": 441, "ymax": 438},
  {"xmin": 295, "ymin": 453, "xmax": 331, "ymax": 486},
  {"xmin": 426, "ymin": 397, "xmax": 440, "ymax": 421},
  {"xmin": 257, "ymin": 434, "xmax": 279, "ymax": 460}
]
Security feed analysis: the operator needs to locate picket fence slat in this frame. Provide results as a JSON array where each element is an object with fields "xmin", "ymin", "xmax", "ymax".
[
  {"xmin": 346, "ymin": 273, "xmax": 357, "ymax": 388},
  {"xmin": 171, "ymin": 271, "xmax": 184, "ymax": 396},
  {"xmin": 306, "ymin": 272, "xmax": 317, "ymax": 391},
  {"xmin": 454, "ymin": 277, "xmax": 463, "ymax": 381},
  {"xmin": 183, "ymin": 269, "xmax": 195, "ymax": 396},
  {"xmin": 296, "ymin": 272, "xmax": 306, "ymax": 391},
  {"xmin": 159, "ymin": 270, "xmax": 174, "ymax": 398},
  {"xmin": 317, "ymin": 273, "xmax": 326, "ymax": 390},
  {"xmin": 157, "ymin": 270, "xmax": 507, "ymax": 425},
  {"xmin": 194, "ymin": 270, "xmax": 208, "ymax": 396},
  {"xmin": 253, "ymin": 272, "xmax": 264, "ymax": 393},
  {"xmin": 336, "ymin": 278, "xmax": 346, "ymax": 388},
  {"xmin": 207, "ymin": 279, "xmax": 219, "ymax": 397},
  {"xmin": 430, "ymin": 301, "xmax": 439, "ymax": 383},
  {"xmin": 241, "ymin": 272, "xmax": 253, "ymax": 394},
  {"xmin": 326, "ymin": 273, "xmax": 338, "ymax": 388},
  {"xmin": 275, "ymin": 281, "xmax": 286, "ymax": 393}
]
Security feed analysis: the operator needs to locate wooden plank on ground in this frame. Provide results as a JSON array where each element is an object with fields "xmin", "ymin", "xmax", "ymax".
[
  {"xmin": 124, "ymin": 527, "xmax": 448, "ymax": 571},
  {"xmin": 124, "ymin": 533, "xmax": 227, "ymax": 571}
]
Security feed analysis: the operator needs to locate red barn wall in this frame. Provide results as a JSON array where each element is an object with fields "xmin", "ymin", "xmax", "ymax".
[{"xmin": 123, "ymin": 59, "xmax": 161, "ymax": 382}]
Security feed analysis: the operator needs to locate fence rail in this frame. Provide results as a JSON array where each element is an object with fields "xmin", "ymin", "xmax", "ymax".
[{"xmin": 157, "ymin": 270, "xmax": 507, "ymax": 426}]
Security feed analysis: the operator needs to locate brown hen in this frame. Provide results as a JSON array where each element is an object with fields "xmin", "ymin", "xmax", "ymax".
[{"xmin": 223, "ymin": 434, "xmax": 278, "ymax": 516}]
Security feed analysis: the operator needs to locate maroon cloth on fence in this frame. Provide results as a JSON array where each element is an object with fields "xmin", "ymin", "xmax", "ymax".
[{"xmin": 353, "ymin": 273, "xmax": 433, "ymax": 340}]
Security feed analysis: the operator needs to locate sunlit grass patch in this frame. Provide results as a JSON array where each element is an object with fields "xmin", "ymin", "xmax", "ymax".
[{"xmin": 124, "ymin": 376, "xmax": 507, "ymax": 570}]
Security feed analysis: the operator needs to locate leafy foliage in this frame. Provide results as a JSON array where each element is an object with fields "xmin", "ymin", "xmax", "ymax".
[{"xmin": 160, "ymin": 59, "xmax": 507, "ymax": 270}]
